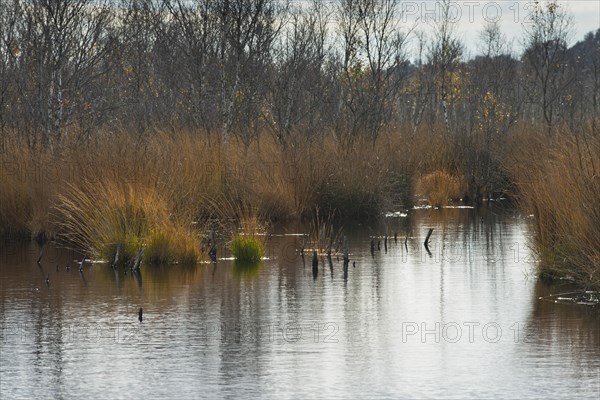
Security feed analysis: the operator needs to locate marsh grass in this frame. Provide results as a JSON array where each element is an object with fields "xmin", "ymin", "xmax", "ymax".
[
  {"xmin": 415, "ymin": 170, "xmax": 466, "ymax": 207},
  {"xmin": 506, "ymin": 123, "xmax": 600, "ymax": 289},
  {"xmin": 230, "ymin": 234, "xmax": 264, "ymax": 263},
  {"xmin": 0, "ymin": 163, "xmax": 31, "ymax": 237},
  {"xmin": 2, "ymin": 123, "xmax": 598, "ymax": 286},
  {"xmin": 54, "ymin": 179, "xmax": 200, "ymax": 264},
  {"xmin": 0, "ymin": 129, "xmax": 417, "ymax": 241},
  {"xmin": 307, "ymin": 208, "xmax": 342, "ymax": 255}
]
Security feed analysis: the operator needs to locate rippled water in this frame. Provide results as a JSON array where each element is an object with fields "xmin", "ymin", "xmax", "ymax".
[{"xmin": 1, "ymin": 206, "xmax": 599, "ymax": 399}]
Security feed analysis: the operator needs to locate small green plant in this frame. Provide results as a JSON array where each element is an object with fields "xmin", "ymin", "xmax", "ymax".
[{"xmin": 230, "ymin": 234, "xmax": 264, "ymax": 263}]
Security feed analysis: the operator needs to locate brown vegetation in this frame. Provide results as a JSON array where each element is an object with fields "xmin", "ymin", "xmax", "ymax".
[
  {"xmin": 506, "ymin": 123, "xmax": 600, "ymax": 289},
  {"xmin": 0, "ymin": 128, "xmax": 417, "ymax": 261},
  {"xmin": 414, "ymin": 170, "xmax": 466, "ymax": 207},
  {"xmin": 0, "ymin": 0, "xmax": 598, "ymax": 287}
]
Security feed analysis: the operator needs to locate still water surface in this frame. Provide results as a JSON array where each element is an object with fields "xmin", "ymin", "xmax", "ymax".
[{"xmin": 1, "ymin": 207, "xmax": 598, "ymax": 399}]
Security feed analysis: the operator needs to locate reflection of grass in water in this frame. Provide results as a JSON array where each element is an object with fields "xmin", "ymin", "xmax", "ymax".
[
  {"xmin": 99, "ymin": 261, "xmax": 205, "ymax": 295},
  {"xmin": 232, "ymin": 259, "xmax": 263, "ymax": 278}
]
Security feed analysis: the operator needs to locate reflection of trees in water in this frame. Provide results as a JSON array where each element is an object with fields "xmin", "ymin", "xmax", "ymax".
[
  {"xmin": 406, "ymin": 204, "xmax": 518, "ymax": 320},
  {"xmin": 3, "ymin": 208, "xmax": 598, "ymax": 394},
  {"xmin": 216, "ymin": 261, "xmax": 268, "ymax": 389}
]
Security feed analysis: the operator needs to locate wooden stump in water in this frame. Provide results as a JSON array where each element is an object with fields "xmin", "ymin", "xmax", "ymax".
[
  {"xmin": 133, "ymin": 248, "xmax": 143, "ymax": 273},
  {"xmin": 312, "ymin": 251, "xmax": 318, "ymax": 274},
  {"xmin": 343, "ymin": 236, "xmax": 349, "ymax": 272},
  {"xmin": 209, "ymin": 244, "xmax": 217, "ymax": 262},
  {"xmin": 343, "ymin": 236, "xmax": 349, "ymax": 263},
  {"xmin": 424, "ymin": 228, "xmax": 434, "ymax": 252},
  {"xmin": 112, "ymin": 244, "xmax": 121, "ymax": 269}
]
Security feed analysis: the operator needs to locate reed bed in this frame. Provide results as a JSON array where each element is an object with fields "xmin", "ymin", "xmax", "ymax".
[
  {"xmin": 506, "ymin": 123, "xmax": 600, "ymax": 289},
  {"xmin": 0, "ymin": 129, "xmax": 414, "ymax": 262},
  {"xmin": 2, "ymin": 124, "xmax": 598, "ymax": 290}
]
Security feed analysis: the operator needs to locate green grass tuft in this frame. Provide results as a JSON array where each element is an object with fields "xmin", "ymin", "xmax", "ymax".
[{"xmin": 230, "ymin": 234, "xmax": 264, "ymax": 263}]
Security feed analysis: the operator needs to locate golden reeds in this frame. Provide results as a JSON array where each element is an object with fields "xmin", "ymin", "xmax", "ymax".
[
  {"xmin": 2, "ymin": 123, "xmax": 598, "ymax": 288},
  {"xmin": 506, "ymin": 123, "xmax": 600, "ymax": 289},
  {"xmin": 0, "ymin": 129, "xmax": 414, "ymax": 262}
]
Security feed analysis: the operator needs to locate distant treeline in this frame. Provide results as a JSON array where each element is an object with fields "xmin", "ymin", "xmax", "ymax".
[{"xmin": 0, "ymin": 0, "xmax": 598, "ymax": 146}]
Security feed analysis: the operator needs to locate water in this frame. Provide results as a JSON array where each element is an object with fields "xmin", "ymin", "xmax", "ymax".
[{"xmin": 1, "ymin": 207, "xmax": 599, "ymax": 399}]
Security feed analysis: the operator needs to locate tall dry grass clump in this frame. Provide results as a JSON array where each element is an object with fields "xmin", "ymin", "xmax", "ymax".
[
  {"xmin": 508, "ymin": 124, "xmax": 600, "ymax": 289},
  {"xmin": 0, "ymin": 135, "xmax": 60, "ymax": 238},
  {"xmin": 1, "ymin": 127, "xmax": 417, "ymax": 258},
  {"xmin": 221, "ymin": 132, "xmax": 413, "ymax": 219},
  {"xmin": 414, "ymin": 170, "xmax": 466, "ymax": 207},
  {"xmin": 54, "ymin": 179, "xmax": 200, "ymax": 264},
  {"xmin": 310, "ymin": 134, "xmax": 412, "ymax": 217},
  {"xmin": 0, "ymin": 150, "xmax": 31, "ymax": 237}
]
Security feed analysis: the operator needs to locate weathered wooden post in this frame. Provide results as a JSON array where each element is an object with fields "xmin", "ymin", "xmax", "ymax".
[
  {"xmin": 424, "ymin": 228, "xmax": 434, "ymax": 254},
  {"xmin": 133, "ymin": 248, "xmax": 143, "ymax": 273},
  {"xmin": 79, "ymin": 254, "xmax": 86, "ymax": 272},
  {"xmin": 312, "ymin": 251, "xmax": 318, "ymax": 276},
  {"xmin": 343, "ymin": 236, "xmax": 349, "ymax": 272},
  {"xmin": 112, "ymin": 244, "xmax": 121, "ymax": 269},
  {"xmin": 208, "ymin": 230, "xmax": 217, "ymax": 262},
  {"xmin": 370, "ymin": 238, "xmax": 375, "ymax": 256}
]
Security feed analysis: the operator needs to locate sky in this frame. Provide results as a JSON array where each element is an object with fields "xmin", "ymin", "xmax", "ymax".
[
  {"xmin": 297, "ymin": 0, "xmax": 600, "ymax": 58},
  {"xmin": 413, "ymin": 0, "xmax": 600, "ymax": 56}
]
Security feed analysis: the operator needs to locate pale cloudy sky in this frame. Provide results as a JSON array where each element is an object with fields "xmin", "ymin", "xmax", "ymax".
[
  {"xmin": 300, "ymin": 0, "xmax": 600, "ymax": 57},
  {"xmin": 415, "ymin": 0, "xmax": 600, "ymax": 56}
]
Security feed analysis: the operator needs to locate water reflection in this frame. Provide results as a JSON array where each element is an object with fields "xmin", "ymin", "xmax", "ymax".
[
  {"xmin": 0, "ymin": 206, "xmax": 598, "ymax": 399},
  {"xmin": 231, "ymin": 260, "xmax": 263, "ymax": 279}
]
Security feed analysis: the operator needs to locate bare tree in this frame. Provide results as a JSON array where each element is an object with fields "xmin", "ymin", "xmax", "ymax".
[
  {"xmin": 266, "ymin": 0, "xmax": 332, "ymax": 146},
  {"xmin": 214, "ymin": 0, "xmax": 285, "ymax": 143},
  {"xmin": 154, "ymin": 0, "xmax": 220, "ymax": 132},
  {"xmin": 521, "ymin": 0, "xmax": 574, "ymax": 135},
  {"xmin": 13, "ymin": 0, "xmax": 114, "ymax": 147},
  {"xmin": 426, "ymin": 0, "xmax": 463, "ymax": 135},
  {"xmin": 336, "ymin": 0, "xmax": 411, "ymax": 141},
  {"xmin": 357, "ymin": 0, "xmax": 411, "ymax": 140},
  {"xmin": 0, "ymin": 0, "xmax": 21, "ymax": 138}
]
